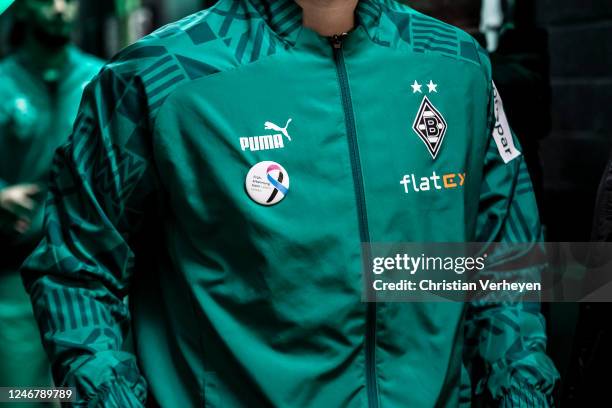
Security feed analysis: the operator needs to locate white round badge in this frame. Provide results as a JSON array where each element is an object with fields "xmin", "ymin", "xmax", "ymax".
[{"xmin": 245, "ymin": 161, "xmax": 290, "ymax": 206}]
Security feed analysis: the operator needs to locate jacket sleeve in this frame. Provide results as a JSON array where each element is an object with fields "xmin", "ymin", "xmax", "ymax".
[
  {"xmin": 465, "ymin": 83, "xmax": 559, "ymax": 407},
  {"xmin": 20, "ymin": 65, "xmax": 159, "ymax": 406}
]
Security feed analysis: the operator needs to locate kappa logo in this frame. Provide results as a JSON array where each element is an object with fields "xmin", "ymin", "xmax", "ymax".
[{"xmin": 240, "ymin": 119, "xmax": 293, "ymax": 152}]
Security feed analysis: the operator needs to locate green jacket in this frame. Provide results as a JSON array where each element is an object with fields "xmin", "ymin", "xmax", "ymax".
[
  {"xmin": 0, "ymin": 45, "xmax": 102, "ymax": 265},
  {"xmin": 21, "ymin": 1, "xmax": 559, "ymax": 406},
  {"xmin": 0, "ymin": 0, "xmax": 14, "ymax": 15}
]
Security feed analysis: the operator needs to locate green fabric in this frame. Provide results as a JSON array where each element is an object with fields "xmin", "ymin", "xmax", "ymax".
[
  {"xmin": 21, "ymin": 0, "xmax": 559, "ymax": 406},
  {"xmin": 498, "ymin": 383, "xmax": 552, "ymax": 408},
  {"xmin": 0, "ymin": 273, "xmax": 55, "ymax": 408},
  {"xmin": 0, "ymin": 0, "xmax": 13, "ymax": 15}
]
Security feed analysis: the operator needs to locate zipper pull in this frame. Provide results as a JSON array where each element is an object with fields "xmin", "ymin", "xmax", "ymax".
[{"xmin": 330, "ymin": 33, "xmax": 348, "ymax": 49}]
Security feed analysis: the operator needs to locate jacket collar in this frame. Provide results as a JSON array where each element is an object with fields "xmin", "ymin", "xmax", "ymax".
[{"xmin": 246, "ymin": 0, "xmax": 387, "ymax": 46}]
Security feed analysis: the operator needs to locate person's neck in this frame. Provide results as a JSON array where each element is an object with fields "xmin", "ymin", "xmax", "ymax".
[
  {"xmin": 21, "ymin": 31, "xmax": 70, "ymax": 75},
  {"xmin": 296, "ymin": 0, "xmax": 359, "ymax": 37}
]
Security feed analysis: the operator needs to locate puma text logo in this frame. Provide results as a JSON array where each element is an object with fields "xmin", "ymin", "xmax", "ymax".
[{"xmin": 240, "ymin": 119, "xmax": 294, "ymax": 152}]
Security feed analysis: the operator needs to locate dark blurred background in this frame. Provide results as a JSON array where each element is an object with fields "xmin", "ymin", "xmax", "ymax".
[
  {"xmin": 0, "ymin": 0, "xmax": 217, "ymax": 58},
  {"xmin": 0, "ymin": 0, "xmax": 610, "ymax": 406}
]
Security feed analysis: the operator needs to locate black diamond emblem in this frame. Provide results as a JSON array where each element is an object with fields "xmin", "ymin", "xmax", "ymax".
[{"xmin": 412, "ymin": 96, "xmax": 448, "ymax": 159}]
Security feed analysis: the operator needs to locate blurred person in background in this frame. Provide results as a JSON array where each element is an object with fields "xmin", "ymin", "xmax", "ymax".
[{"xmin": 0, "ymin": 0, "xmax": 102, "ymax": 394}]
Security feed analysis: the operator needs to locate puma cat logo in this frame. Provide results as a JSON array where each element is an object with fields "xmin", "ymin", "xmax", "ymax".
[{"xmin": 264, "ymin": 119, "xmax": 292, "ymax": 141}]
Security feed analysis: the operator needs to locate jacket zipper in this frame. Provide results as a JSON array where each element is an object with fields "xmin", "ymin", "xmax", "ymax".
[{"xmin": 331, "ymin": 33, "xmax": 379, "ymax": 408}]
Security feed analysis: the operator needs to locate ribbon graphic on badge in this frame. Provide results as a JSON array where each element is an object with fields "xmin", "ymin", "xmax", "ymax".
[{"xmin": 245, "ymin": 161, "xmax": 290, "ymax": 206}]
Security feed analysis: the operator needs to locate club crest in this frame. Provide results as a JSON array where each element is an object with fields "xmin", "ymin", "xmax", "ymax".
[{"xmin": 412, "ymin": 96, "xmax": 448, "ymax": 160}]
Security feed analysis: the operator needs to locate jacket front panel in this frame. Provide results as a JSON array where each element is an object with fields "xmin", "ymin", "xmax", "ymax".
[{"xmin": 148, "ymin": 11, "xmax": 490, "ymax": 408}]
